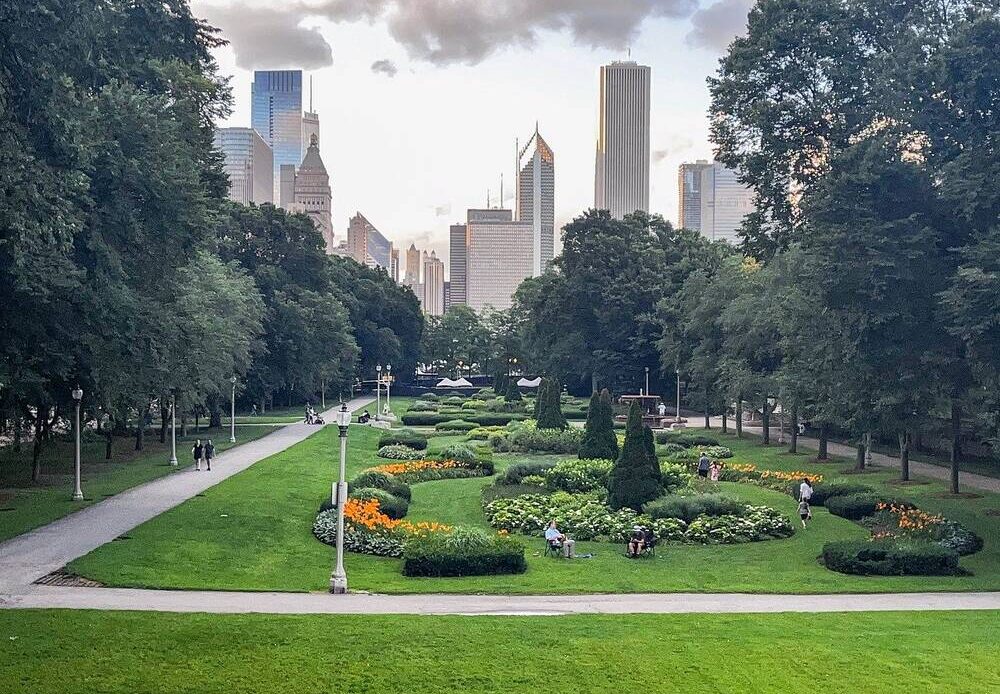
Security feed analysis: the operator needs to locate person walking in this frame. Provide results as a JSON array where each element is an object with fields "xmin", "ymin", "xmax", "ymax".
[
  {"xmin": 798, "ymin": 498, "xmax": 812, "ymax": 528},
  {"xmin": 799, "ymin": 477, "xmax": 814, "ymax": 503},
  {"xmin": 192, "ymin": 439, "xmax": 204, "ymax": 471},
  {"xmin": 204, "ymin": 439, "xmax": 215, "ymax": 471},
  {"xmin": 697, "ymin": 451, "xmax": 711, "ymax": 479}
]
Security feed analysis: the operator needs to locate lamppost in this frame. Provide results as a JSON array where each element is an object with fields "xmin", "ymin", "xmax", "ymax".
[
  {"xmin": 384, "ymin": 364, "xmax": 392, "ymax": 414},
  {"xmin": 457, "ymin": 360, "xmax": 464, "ymax": 379},
  {"xmin": 229, "ymin": 376, "xmax": 237, "ymax": 444},
  {"xmin": 644, "ymin": 366, "xmax": 650, "ymax": 396},
  {"xmin": 675, "ymin": 368, "xmax": 681, "ymax": 423},
  {"xmin": 71, "ymin": 386, "xmax": 84, "ymax": 501},
  {"xmin": 375, "ymin": 364, "xmax": 382, "ymax": 419},
  {"xmin": 169, "ymin": 391, "xmax": 178, "ymax": 466},
  {"xmin": 330, "ymin": 402, "xmax": 351, "ymax": 594}
]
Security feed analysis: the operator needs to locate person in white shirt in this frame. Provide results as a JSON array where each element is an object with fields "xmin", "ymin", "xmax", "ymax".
[
  {"xmin": 544, "ymin": 520, "xmax": 575, "ymax": 558},
  {"xmin": 657, "ymin": 402, "xmax": 666, "ymax": 417},
  {"xmin": 799, "ymin": 478, "xmax": 814, "ymax": 503}
]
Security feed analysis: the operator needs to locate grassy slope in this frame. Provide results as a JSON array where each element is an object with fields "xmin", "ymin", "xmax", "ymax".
[
  {"xmin": 0, "ymin": 610, "xmax": 996, "ymax": 694},
  {"xmin": 68, "ymin": 408, "xmax": 1000, "ymax": 594},
  {"xmin": 0, "ymin": 424, "xmax": 282, "ymax": 542}
]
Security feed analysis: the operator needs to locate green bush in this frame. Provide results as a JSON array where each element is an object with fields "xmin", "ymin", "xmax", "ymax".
[
  {"xmin": 667, "ymin": 446, "xmax": 733, "ymax": 461},
  {"xmin": 419, "ymin": 392, "xmax": 440, "ymax": 401},
  {"xmin": 579, "ymin": 389, "xmax": 619, "ymax": 460},
  {"xmin": 822, "ymin": 539, "xmax": 963, "ymax": 576},
  {"xmin": 807, "ymin": 481, "xmax": 876, "ymax": 506},
  {"xmin": 498, "ymin": 460, "xmax": 557, "ymax": 485},
  {"xmin": 349, "ymin": 487, "xmax": 409, "ymax": 519},
  {"xmin": 467, "ymin": 425, "xmax": 506, "ymax": 440},
  {"xmin": 402, "ymin": 528, "xmax": 527, "ymax": 577},
  {"xmin": 656, "ymin": 431, "xmax": 720, "ymax": 447},
  {"xmin": 376, "ymin": 444, "xmax": 423, "ymax": 460},
  {"xmin": 435, "ymin": 419, "xmax": 478, "ymax": 432},
  {"xmin": 444, "ymin": 396, "xmax": 465, "ymax": 406},
  {"xmin": 643, "ymin": 494, "xmax": 745, "ymax": 523},
  {"xmin": 468, "ymin": 412, "xmax": 527, "ymax": 426},
  {"xmin": 461, "ymin": 400, "xmax": 487, "ymax": 410},
  {"xmin": 437, "ymin": 443, "xmax": 478, "ymax": 465},
  {"xmin": 490, "ymin": 421, "xmax": 583, "ymax": 454},
  {"xmin": 608, "ymin": 401, "xmax": 662, "ymax": 511},
  {"xmin": 536, "ymin": 378, "xmax": 568, "ymax": 430},
  {"xmin": 349, "ymin": 470, "xmax": 412, "ymax": 501},
  {"xmin": 658, "ymin": 442, "xmax": 686, "ymax": 455},
  {"xmin": 481, "ymin": 483, "xmax": 551, "ymax": 504},
  {"xmin": 485, "ymin": 398, "xmax": 524, "ymax": 413},
  {"xmin": 406, "ymin": 401, "xmax": 438, "ymax": 412},
  {"xmin": 543, "ymin": 458, "xmax": 613, "ymax": 493},
  {"xmin": 505, "ymin": 379, "xmax": 523, "ymax": 402},
  {"xmin": 658, "ymin": 462, "xmax": 692, "ymax": 493},
  {"xmin": 826, "ymin": 493, "xmax": 912, "ymax": 520},
  {"xmin": 377, "ymin": 430, "xmax": 428, "ymax": 450}
]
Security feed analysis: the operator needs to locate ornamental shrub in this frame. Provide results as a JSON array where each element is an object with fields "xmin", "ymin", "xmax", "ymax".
[
  {"xmin": 467, "ymin": 425, "xmax": 506, "ymax": 440},
  {"xmin": 826, "ymin": 493, "xmax": 913, "ymax": 521},
  {"xmin": 437, "ymin": 443, "xmax": 478, "ymax": 465},
  {"xmin": 349, "ymin": 470, "xmax": 412, "ymax": 501},
  {"xmin": 420, "ymin": 392, "xmax": 440, "ymax": 401},
  {"xmin": 435, "ymin": 419, "xmax": 478, "ymax": 432},
  {"xmin": 490, "ymin": 421, "xmax": 583, "ymax": 454},
  {"xmin": 377, "ymin": 430, "xmax": 428, "ymax": 450},
  {"xmin": 498, "ymin": 460, "xmax": 558, "ymax": 484},
  {"xmin": 461, "ymin": 400, "xmax": 487, "ymax": 410},
  {"xmin": 822, "ymin": 539, "xmax": 963, "ymax": 576},
  {"xmin": 644, "ymin": 494, "xmax": 745, "ymax": 523},
  {"xmin": 536, "ymin": 378, "xmax": 568, "ymax": 430},
  {"xmin": 377, "ymin": 444, "xmax": 423, "ymax": 460},
  {"xmin": 806, "ymin": 481, "xmax": 875, "ymax": 506},
  {"xmin": 658, "ymin": 442, "xmax": 685, "ymax": 455},
  {"xmin": 658, "ymin": 463, "xmax": 692, "ymax": 493},
  {"xmin": 505, "ymin": 379, "xmax": 523, "ymax": 402},
  {"xmin": 543, "ymin": 458, "xmax": 613, "ymax": 493},
  {"xmin": 407, "ymin": 401, "xmax": 438, "ymax": 412},
  {"xmin": 579, "ymin": 389, "xmax": 619, "ymax": 460},
  {"xmin": 608, "ymin": 401, "xmax": 662, "ymax": 510},
  {"xmin": 656, "ymin": 431, "xmax": 720, "ymax": 447},
  {"xmin": 349, "ymin": 487, "xmax": 409, "ymax": 519},
  {"xmin": 402, "ymin": 527, "xmax": 527, "ymax": 577}
]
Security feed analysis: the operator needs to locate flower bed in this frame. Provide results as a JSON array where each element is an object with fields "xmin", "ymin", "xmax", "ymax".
[
  {"xmin": 368, "ymin": 459, "xmax": 492, "ymax": 484},
  {"xmin": 313, "ymin": 499, "xmax": 452, "ymax": 557},
  {"xmin": 376, "ymin": 444, "xmax": 423, "ymax": 460},
  {"xmin": 719, "ymin": 463, "xmax": 824, "ymax": 492},
  {"xmin": 482, "ymin": 491, "xmax": 793, "ymax": 544},
  {"xmin": 862, "ymin": 503, "xmax": 983, "ymax": 556}
]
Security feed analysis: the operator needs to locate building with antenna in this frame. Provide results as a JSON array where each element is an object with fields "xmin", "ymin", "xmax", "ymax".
[
  {"xmin": 594, "ymin": 61, "xmax": 650, "ymax": 219},
  {"xmin": 302, "ymin": 75, "xmax": 320, "ymax": 159},
  {"xmin": 252, "ymin": 70, "xmax": 303, "ymax": 202},
  {"xmin": 516, "ymin": 124, "xmax": 555, "ymax": 276}
]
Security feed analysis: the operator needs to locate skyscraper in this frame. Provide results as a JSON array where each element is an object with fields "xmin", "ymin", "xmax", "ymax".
[
  {"xmin": 678, "ymin": 161, "xmax": 755, "ymax": 244},
  {"xmin": 404, "ymin": 243, "xmax": 421, "ymax": 286},
  {"xmin": 390, "ymin": 247, "xmax": 400, "ymax": 283},
  {"xmin": 466, "ymin": 207, "xmax": 533, "ymax": 311},
  {"xmin": 448, "ymin": 223, "xmax": 468, "ymax": 306},
  {"xmin": 289, "ymin": 135, "xmax": 334, "ymax": 252},
  {"xmin": 302, "ymin": 110, "xmax": 320, "ymax": 159},
  {"xmin": 347, "ymin": 212, "xmax": 392, "ymax": 269},
  {"xmin": 252, "ymin": 70, "xmax": 303, "ymax": 201},
  {"xmin": 423, "ymin": 251, "xmax": 445, "ymax": 316},
  {"xmin": 594, "ymin": 61, "xmax": 651, "ymax": 219},
  {"xmin": 213, "ymin": 127, "xmax": 273, "ymax": 205},
  {"xmin": 517, "ymin": 125, "xmax": 555, "ymax": 276}
]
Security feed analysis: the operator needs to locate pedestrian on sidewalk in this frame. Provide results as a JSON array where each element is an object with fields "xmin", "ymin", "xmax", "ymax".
[
  {"xmin": 193, "ymin": 439, "xmax": 204, "ymax": 471},
  {"xmin": 204, "ymin": 440, "xmax": 215, "ymax": 471}
]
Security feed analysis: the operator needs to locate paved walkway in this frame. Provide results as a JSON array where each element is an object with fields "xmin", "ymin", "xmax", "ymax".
[
  {"xmin": 0, "ymin": 397, "xmax": 373, "ymax": 593},
  {"xmin": 707, "ymin": 418, "xmax": 1000, "ymax": 493}
]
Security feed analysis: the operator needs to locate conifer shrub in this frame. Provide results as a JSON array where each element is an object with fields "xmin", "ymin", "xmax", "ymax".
[
  {"xmin": 608, "ymin": 401, "xmax": 662, "ymax": 510},
  {"xmin": 578, "ymin": 389, "xmax": 619, "ymax": 460}
]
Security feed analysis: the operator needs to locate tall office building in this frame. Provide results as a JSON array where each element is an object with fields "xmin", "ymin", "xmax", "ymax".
[
  {"xmin": 517, "ymin": 126, "xmax": 555, "ymax": 276},
  {"xmin": 466, "ymin": 207, "xmax": 533, "ymax": 311},
  {"xmin": 404, "ymin": 243, "xmax": 421, "ymax": 286},
  {"xmin": 443, "ymin": 281, "xmax": 451, "ymax": 313},
  {"xmin": 347, "ymin": 212, "xmax": 392, "ymax": 269},
  {"xmin": 448, "ymin": 223, "xmax": 468, "ymax": 306},
  {"xmin": 678, "ymin": 161, "xmax": 755, "ymax": 244},
  {"xmin": 302, "ymin": 110, "xmax": 320, "ymax": 159},
  {"xmin": 251, "ymin": 70, "xmax": 304, "ymax": 201},
  {"xmin": 423, "ymin": 251, "xmax": 445, "ymax": 316},
  {"xmin": 213, "ymin": 127, "xmax": 273, "ymax": 205},
  {"xmin": 390, "ymin": 247, "xmax": 400, "ymax": 283},
  {"xmin": 286, "ymin": 135, "xmax": 334, "ymax": 253},
  {"xmin": 594, "ymin": 62, "xmax": 651, "ymax": 219}
]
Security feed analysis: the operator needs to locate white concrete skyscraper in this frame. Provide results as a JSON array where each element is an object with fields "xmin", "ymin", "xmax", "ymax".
[
  {"xmin": 213, "ymin": 127, "xmax": 273, "ymax": 205},
  {"xmin": 594, "ymin": 61, "xmax": 651, "ymax": 219},
  {"xmin": 678, "ymin": 160, "xmax": 755, "ymax": 244},
  {"xmin": 517, "ymin": 125, "xmax": 555, "ymax": 276}
]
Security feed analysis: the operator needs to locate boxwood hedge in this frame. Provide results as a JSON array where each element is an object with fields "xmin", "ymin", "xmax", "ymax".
[
  {"xmin": 822, "ymin": 539, "xmax": 963, "ymax": 576},
  {"xmin": 825, "ymin": 493, "xmax": 912, "ymax": 520},
  {"xmin": 377, "ymin": 430, "xmax": 428, "ymax": 451},
  {"xmin": 402, "ymin": 529, "xmax": 527, "ymax": 577}
]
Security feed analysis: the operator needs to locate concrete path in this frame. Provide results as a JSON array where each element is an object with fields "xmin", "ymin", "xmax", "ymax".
[
  {"xmin": 3, "ymin": 585, "xmax": 998, "ymax": 615},
  {"xmin": 707, "ymin": 418, "xmax": 1000, "ymax": 493},
  {"xmin": 0, "ymin": 397, "xmax": 373, "ymax": 593}
]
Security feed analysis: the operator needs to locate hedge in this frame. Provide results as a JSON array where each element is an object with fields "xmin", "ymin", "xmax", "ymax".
[
  {"xmin": 822, "ymin": 539, "xmax": 963, "ymax": 576},
  {"xmin": 377, "ymin": 430, "xmax": 428, "ymax": 451},
  {"xmin": 401, "ymin": 411, "xmax": 527, "ymax": 427},
  {"xmin": 497, "ymin": 460, "xmax": 557, "ymax": 485},
  {"xmin": 349, "ymin": 470, "xmax": 412, "ymax": 501},
  {"xmin": 804, "ymin": 481, "xmax": 875, "ymax": 506},
  {"xmin": 825, "ymin": 493, "xmax": 912, "ymax": 521},
  {"xmin": 655, "ymin": 431, "xmax": 720, "ymax": 447},
  {"xmin": 349, "ymin": 487, "xmax": 409, "ymax": 519},
  {"xmin": 402, "ymin": 529, "xmax": 527, "ymax": 577},
  {"xmin": 435, "ymin": 419, "xmax": 478, "ymax": 432},
  {"xmin": 643, "ymin": 494, "xmax": 745, "ymax": 523}
]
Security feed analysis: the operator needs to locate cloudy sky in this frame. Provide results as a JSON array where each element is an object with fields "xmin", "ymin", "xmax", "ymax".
[{"xmin": 197, "ymin": 0, "xmax": 753, "ymax": 266}]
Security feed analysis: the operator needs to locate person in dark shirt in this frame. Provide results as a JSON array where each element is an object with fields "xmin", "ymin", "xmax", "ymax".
[
  {"xmin": 204, "ymin": 440, "xmax": 215, "ymax": 472},
  {"xmin": 193, "ymin": 440, "xmax": 204, "ymax": 471}
]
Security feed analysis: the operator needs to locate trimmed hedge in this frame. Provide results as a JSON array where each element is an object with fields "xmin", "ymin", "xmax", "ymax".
[
  {"xmin": 825, "ymin": 493, "xmax": 912, "ymax": 521},
  {"xmin": 349, "ymin": 487, "xmax": 409, "ymax": 519},
  {"xmin": 822, "ymin": 539, "xmax": 963, "ymax": 576},
  {"xmin": 656, "ymin": 432, "xmax": 720, "ymax": 447},
  {"xmin": 805, "ymin": 481, "xmax": 875, "ymax": 506},
  {"xmin": 377, "ymin": 430, "xmax": 428, "ymax": 451},
  {"xmin": 349, "ymin": 470, "xmax": 412, "ymax": 501},
  {"xmin": 401, "ymin": 411, "xmax": 527, "ymax": 427},
  {"xmin": 498, "ymin": 460, "xmax": 558, "ymax": 485},
  {"xmin": 435, "ymin": 419, "xmax": 478, "ymax": 432},
  {"xmin": 643, "ymin": 494, "xmax": 744, "ymax": 523},
  {"xmin": 402, "ymin": 529, "xmax": 527, "ymax": 577}
]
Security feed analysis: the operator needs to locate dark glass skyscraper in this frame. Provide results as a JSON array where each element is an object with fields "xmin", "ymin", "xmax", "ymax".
[{"xmin": 251, "ymin": 70, "xmax": 303, "ymax": 201}]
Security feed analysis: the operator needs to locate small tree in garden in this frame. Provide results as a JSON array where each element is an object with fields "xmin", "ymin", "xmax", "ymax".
[
  {"xmin": 608, "ymin": 401, "xmax": 662, "ymax": 510},
  {"xmin": 579, "ymin": 389, "xmax": 618, "ymax": 460},
  {"xmin": 505, "ymin": 378, "xmax": 522, "ymax": 402},
  {"xmin": 493, "ymin": 370, "xmax": 508, "ymax": 396},
  {"xmin": 536, "ymin": 378, "xmax": 568, "ymax": 430}
]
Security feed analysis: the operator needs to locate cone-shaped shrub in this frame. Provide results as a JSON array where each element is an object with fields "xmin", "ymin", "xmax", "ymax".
[
  {"xmin": 494, "ymin": 371, "xmax": 508, "ymax": 396},
  {"xmin": 579, "ymin": 389, "xmax": 619, "ymax": 460},
  {"xmin": 505, "ymin": 379, "xmax": 522, "ymax": 402},
  {"xmin": 608, "ymin": 401, "xmax": 662, "ymax": 510},
  {"xmin": 536, "ymin": 378, "xmax": 568, "ymax": 430}
]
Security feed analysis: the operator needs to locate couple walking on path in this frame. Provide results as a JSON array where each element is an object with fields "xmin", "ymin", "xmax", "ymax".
[{"xmin": 192, "ymin": 439, "xmax": 215, "ymax": 471}]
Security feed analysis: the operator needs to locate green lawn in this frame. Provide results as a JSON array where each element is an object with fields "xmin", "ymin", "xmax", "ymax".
[
  {"xmin": 0, "ymin": 609, "xmax": 995, "ymax": 693},
  {"xmin": 67, "ymin": 410, "xmax": 1000, "ymax": 594},
  {"xmin": 0, "ymin": 424, "xmax": 283, "ymax": 542}
]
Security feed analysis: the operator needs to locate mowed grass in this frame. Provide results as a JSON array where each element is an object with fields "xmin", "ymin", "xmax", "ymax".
[
  {"xmin": 0, "ymin": 424, "xmax": 283, "ymax": 542},
  {"xmin": 0, "ymin": 610, "xmax": 996, "ymax": 694},
  {"xmin": 68, "ymin": 409, "xmax": 1000, "ymax": 594}
]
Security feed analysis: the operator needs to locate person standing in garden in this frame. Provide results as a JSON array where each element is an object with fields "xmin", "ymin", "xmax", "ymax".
[
  {"xmin": 697, "ymin": 451, "xmax": 711, "ymax": 479},
  {"xmin": 204, "ymin": 439, "xmax": 215, "ymax": 471},
  {"xmin": 192, "ymin": 439, "xmax": 204, "ymax": 471},
  {"xmin": 799, "ymin": 478, "xmax": 813, "ymax": 503},
  {"xmin": 798, "ymin": 498, "xmax": 812, "ymax": 528}
]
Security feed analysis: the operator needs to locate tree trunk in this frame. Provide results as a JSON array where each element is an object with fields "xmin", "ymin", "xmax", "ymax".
[
  {"xmin": 856, "ymin": 443, "xmax": 866, "ymax": 471},
  {"xmin": 735, "ymin": 397, "xmax": 743, "ymax": 438},
  {"xmin": 209, "ymin": 395, "xmax": 222, "ymax": 429},
  {"xmin": 721, "ymin": 408, "xmax": 728, "ymax": 434},
  {"xmin": 703, "ymin": 385, "xmax": 710, "ymax": 429},
  {"xmin": 818, "ymin": 423, "xmax": 829, "ymax": 460},
  {"xmin": 789, "ymin": 408, "xmax": 798, "ymax": 454},
  {"xmin": 13, "ymin": 415, "xmax": 21, "ymax": 452},
  {"xmin": 160, "ymin": 404, "xmax": 169, "ymax": 443},
  {"xmin": 31, "ymin": 410, "xmax": 44, "ymax": 483},
  {"xmin": 899, "ymin": 431, "xmax": 910, "ymax": 482},
  {"xmin": 181, "ymin": 414, "xmax": 187, "ymax": 438},
  {"xmin": 761, "ymin": 395, "xmax": 770, "ymax": 445},
  {"xmin": 950, "ymin": 400, "xmax": 961, "ymax": 494}
]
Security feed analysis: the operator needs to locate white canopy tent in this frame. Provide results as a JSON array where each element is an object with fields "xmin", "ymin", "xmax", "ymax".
[
  {"xmin": 516, "ymin": 377, "xmax": 542, "ymax": 388},
  {"xmin": 435, "ymin": 377, "xmax": 474, "ymax": 388}
]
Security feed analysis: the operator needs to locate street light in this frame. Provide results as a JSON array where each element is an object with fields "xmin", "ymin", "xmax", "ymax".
[
  {"xmin": 330, "ymin": 402, "xmax": 352, "ymax": 594},
  {"xmin": 229, "ymin": 376, "xmax": 237, "ymax": 444},
  {"xmin": 385, "ymin": 364, "xmax": 392, "ymax": 414},
  {"xmin": 457, "ymin": 360, "xmax": 464, "ymax": 379},
  {"xmin": 375, "ymin": 364, "xmax": 382, "ymax": 419},
  {"xmin": 675, "ymin": 368, "xmax": 681, "ymax": 423},
  {"xmin": 71, "ymin": 386, "xmax": 83, "ymax": 501},
  {"xmin": 169, "ymin": 391, "xmax": 178, "ymax": 466},
  {"xmin": 644, "ymin": 366, "xmax": 650, "ymax": 397}
]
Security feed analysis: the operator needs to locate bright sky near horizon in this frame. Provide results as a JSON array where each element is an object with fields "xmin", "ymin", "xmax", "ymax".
[{"xmin": 199, "ymin": 0, "xmax": 753, "ymax": 267}]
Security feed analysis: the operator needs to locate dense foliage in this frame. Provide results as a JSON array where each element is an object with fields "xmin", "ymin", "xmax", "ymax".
[
  {"xmin": 578, "ymin": 389, "xmax": 619, "ymax": 460},
  {"xmin": 402, "ymin": 528, "xmax": 527, "ymax": 577},
  {"xmin": 822, "ymin": 540, "xmax": 963, "ymax": 577},
  {"xmin": 608, "ymin": 402, "xmax": 662, "ymax": 510}
]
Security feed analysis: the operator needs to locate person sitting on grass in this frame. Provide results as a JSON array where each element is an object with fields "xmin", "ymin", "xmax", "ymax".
[
  {"xmin": 627, "ymin": 525, "xmax": 645, "ymax": 557},
  {"xmin": 545, "ymin": 520, "xmax": 575, "ymax": 558}
]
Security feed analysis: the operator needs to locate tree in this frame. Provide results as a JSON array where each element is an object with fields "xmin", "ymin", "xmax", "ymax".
[
  {"xmin": 536, "ymin": 378, "xmax": 567, "ymax": 430},
  {"xmin": 505, "ymin": 379, "xmax": 522, "ymax": 402},
  {"xmin": 608, "ymin": 401, "xmax": 661, "ymax": 510},
  {"xmin": 579, "ymin": 389, "xmax": 619, "ymax": 460}
]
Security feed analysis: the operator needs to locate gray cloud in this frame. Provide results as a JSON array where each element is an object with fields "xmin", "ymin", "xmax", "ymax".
[
  {"xmin": 199, "ymin": 0, "xmax": 699, "ymax": 67},
  {"xmin": 371, "ymin": 59, "xmax": 398, "ymax": 76},
  {"xmin": 199, "ymin": 4, "xmax": 334, "ymax": 69},
  {"xmin": 685, "ymin": 0, "xmax": 753, "ymax": 52},
  {"xmin": 653, "ymin": 149, "xmax": 671, "ymax": 163}
]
